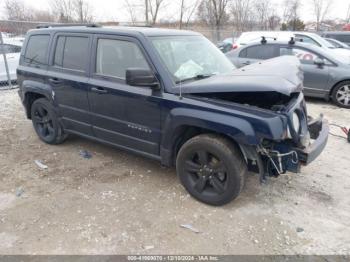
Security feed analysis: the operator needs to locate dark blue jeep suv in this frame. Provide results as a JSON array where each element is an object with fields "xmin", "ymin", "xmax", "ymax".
[{"xmin": 17, "ymin": 25, "xmax": 329, "ymax": 205}]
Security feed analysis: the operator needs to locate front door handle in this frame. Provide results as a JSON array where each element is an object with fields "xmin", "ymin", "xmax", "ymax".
[
  {"xmin": 48, "ymin": 77, "xmax": 62, "ymax": 84},
  {"xmin": 91, "ymin": 87, "xmax": 108, "ymax": 94}
]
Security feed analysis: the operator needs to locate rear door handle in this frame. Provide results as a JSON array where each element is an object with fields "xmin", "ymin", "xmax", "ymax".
[
  {"xmin": 91, "ymin": 87, "xmax": 108, "ymax": 94},
  {"xmin": 48, "ymin": 77, "xmax": 62, "ymax": 84}
]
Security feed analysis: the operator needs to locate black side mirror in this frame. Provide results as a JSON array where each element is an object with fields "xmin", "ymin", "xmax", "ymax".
[
  {"xmin": 314, "ymin": 58, "xmax": 325, "ymax": 67},
  {"xmin": 126, "ymin": 68, "xmax": 159, "ymax": 89}
]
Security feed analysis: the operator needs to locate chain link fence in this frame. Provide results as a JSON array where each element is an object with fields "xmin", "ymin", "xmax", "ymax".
[
  {"xmin": 0, "ymin": 20, "xmax": 38, "ymax": 90},
  {"xmin": 0, "ymin": 31, "xmax": 20, "ymax": 90}
]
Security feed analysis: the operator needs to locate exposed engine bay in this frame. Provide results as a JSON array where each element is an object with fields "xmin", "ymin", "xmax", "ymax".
[{"xmin": 193, "ymin": 91, "xmax": 300, "ymax": 111}]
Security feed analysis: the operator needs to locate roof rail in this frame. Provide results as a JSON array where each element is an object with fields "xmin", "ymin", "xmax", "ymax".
[
  {"xmin": 120, "ymin": 24, "xmax": 153, "ymax": 28},
  {"xmin": 36, "ymin": 23, "xmax": 100, "ymax": 29},
  {"xmin": 288, "ymin": 37, "xmax": 295, "ymax": 45}
]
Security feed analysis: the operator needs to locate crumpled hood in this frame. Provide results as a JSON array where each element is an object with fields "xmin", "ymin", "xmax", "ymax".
[{"xmin": 176, "ymin": 56, "xmax": 303, "ymax": 96}]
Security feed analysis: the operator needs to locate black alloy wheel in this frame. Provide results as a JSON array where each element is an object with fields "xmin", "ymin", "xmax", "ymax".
[
  {"xmin": 176, "ymin": 134, "xmax": 246, "ymax": 206},
  {"xmin": 31, "ymin": 98, "xmax": 67, "ymax": 144}
]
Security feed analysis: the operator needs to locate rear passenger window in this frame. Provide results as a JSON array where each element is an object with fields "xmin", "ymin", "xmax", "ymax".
[
  {"xmin": 242, "ymin": 45, "xmax": 276, "ymax": 59},
  {"xmin": 95, "ymin": 39, "xmax": 150, "ymax": 79},
  {"xmin": 53, "ymin": 36, "xmax": 89, "ymax": 71},
  {"xmin": 24, "ymin": 35, "xmax": 50, "ymax": 66}
]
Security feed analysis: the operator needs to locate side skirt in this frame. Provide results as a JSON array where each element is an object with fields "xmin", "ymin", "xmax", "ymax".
[{"xmin": 65, "ymin": 129, "xmax": 162, "ymax": 162}]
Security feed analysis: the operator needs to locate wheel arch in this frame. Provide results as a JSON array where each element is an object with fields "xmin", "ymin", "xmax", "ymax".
[
  {"xmin": 329, "ymin": 79, "xmax": 350, "ymax": 100},
  {"xmin": 160, "ymin": 123, "xmax": 252, "ymax": 167},
  {"xmin": 23, "ymin": 91, "xmax": 49, "ymax": 119},
  {"xmin": 21, "ymin": 81, "xmax": 53, "ymax": 119}
]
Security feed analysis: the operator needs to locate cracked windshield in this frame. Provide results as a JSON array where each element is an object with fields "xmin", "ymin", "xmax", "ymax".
[{"xmin": 151, "ymin": 35, "xmax": 235, "ymax": 83}]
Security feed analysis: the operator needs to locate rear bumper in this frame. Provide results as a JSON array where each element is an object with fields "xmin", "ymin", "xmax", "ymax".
[{"xmin": 297, "ymin": 116, "xmax": 329, "ymax": 165}]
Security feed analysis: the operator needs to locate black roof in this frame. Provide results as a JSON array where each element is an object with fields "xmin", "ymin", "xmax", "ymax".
[{"xmin": 29, "ymin": 25, "xmax": 200, "ymax": 37}]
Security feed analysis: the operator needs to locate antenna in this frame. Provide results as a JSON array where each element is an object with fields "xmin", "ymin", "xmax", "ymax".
[{"xmin": 179, "ymin": 79, "xmax": 183, "ymax": 100}]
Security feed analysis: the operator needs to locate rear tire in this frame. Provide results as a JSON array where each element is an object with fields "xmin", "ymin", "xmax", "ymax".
[
  {"xmin": 31, "ymin": 98, "xmax": 67, "ymax": 144},
  {"xmin": 331, "ymin": 81, "xmax": 350, "ymax": 108},
  {"xmin": 176, "ymin": 134, "xmax": 246, "ymax": 206}
]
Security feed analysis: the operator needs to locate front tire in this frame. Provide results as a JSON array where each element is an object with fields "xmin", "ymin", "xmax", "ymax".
[
  {"xmin": 331, "ymin": 81, "xmax": 350, "ymax": 108},
  {"xmin": 176, "ymin": 134, "xmax": 246, "ymax": 206},
  {"xmin": 31, "ymin": 98, "xmax": 67, "ymax": 144}
]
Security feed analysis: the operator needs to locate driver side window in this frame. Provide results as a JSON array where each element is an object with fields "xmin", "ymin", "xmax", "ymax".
[{"xmin": 95, "ymin": 39, "xmax": 150, "ymax": 79}]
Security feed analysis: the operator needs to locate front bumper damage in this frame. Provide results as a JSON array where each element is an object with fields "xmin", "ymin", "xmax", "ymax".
[
  {"xmin": 297, "ymin": 116, "xmax": 329, "ymax": 165},
  {"xmin": 257, "ymin": 114, "xmax": 329, "ymax": 180}
]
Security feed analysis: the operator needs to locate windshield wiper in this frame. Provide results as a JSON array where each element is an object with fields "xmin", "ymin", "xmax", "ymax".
[{"xmin": 176, "ymin": 74, "xmax": 214, "ymax": 84}]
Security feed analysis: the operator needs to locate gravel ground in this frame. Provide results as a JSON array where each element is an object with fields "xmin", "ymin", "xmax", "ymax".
[{"xmin": 0, "ymin": 89, "xmax": 349, "ymax": 255}]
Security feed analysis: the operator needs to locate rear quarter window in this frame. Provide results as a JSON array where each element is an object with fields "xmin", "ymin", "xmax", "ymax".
[
  {"xmin": 53, "ymin": 35, "xmax": 89, "ymax": 71},
  {"xmin": 242, "ymin": 45, "xmax": 277, "ymax": 59},
  {"xmin": 23, "ymin": 34, "xmax": 50, "ymax": 67}
]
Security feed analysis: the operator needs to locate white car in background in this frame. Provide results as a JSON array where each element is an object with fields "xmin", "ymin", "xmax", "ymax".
[
  {"xmin": 234, "ymin": 31, "xmax": 350, "ymax": 59},
  {"xmin": 233, "ymin": 31, "xmax": 294, "ymax": 49},
  {"xmin": 0, "ymin": 36, "xmax": 24, "ymax": 83}
]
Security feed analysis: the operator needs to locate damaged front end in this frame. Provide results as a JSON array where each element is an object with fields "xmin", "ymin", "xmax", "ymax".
[
  {"xmin": 179, "ymin": 56, "xmax": 328, "ymax": 181},
  {"xmin": 191, "ymin": 90, "xmax": 329, "ymax": 182},
  {"xmin": 253, "ymin": 93, "xmax": 329, "ymax": 182}
]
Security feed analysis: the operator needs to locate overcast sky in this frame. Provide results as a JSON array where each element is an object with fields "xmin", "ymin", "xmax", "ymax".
[{"xmin": 0, "ymin": 0, "xmax": 349, "ymax": 23}]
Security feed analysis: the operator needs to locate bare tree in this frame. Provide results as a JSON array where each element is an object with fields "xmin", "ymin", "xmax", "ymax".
[
  {"xmin": 32, "ymin": 10, "xmax": 56, "ymax": 22},
  {"xmin": 50, "ymin": 0, "xmax": 93, "ymax": 23},
  {"xmin": 179, "ymin": 0, "xmax": 201, "ymax": 29},
  {"xmin": 4, "ymin": 0, "xmax": 33, "ymax": 20},
  {"xmin": 268, "ymin": 14, "xmax": 281, "ymax": 30},
  {"xmin": 50, "ymin": 0, "xmax": 75, "ymax": 22},
  {"xmin": 282, "ymin": 0, "xmax": 301, "ymax": 30},
  {"xmin": 253, "ymin": 0, "xmax": 273, "ymax": 30},
  {"xmin": 346, "ymin": 4, "xmax": 350, "ymax": 23},
  {"xmin": 145, "ymin": 0, "xmax": 149, "ymax": 24},
  {"xmin": 198, "ymin": 0, "xmax": 230, "ymax": 41},
  {"xmin": 231, "ymin": 0, "xmax": 253, "ymax": 32},
  {"xmin": 311, "ymin": 0, "xmax": 332, "ymax": 31},
  {"xmin": 124, "ymin": 0, "xmax": 139, "ymax": 24},
  {"xmin": 73, "ymin": 0, "xmax": 94, "ymax": 23},
  {"xmin": 147, "ymin": 0, "xmax": 167, "ymax": 25}
]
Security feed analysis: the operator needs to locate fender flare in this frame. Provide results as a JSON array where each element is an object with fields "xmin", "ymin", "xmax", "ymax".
[
  {"xmin": 20, "ymin": 80, "xmax": 54, "ymax": 118},
  {"xmin": 160, "ymin": 108, "xmax": 259, "ymax": 165}
]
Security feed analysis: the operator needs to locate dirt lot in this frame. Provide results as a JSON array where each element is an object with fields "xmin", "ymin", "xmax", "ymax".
[{"xmin": 0, "ymin": 89, "xmax": 349, "ymax": 255}]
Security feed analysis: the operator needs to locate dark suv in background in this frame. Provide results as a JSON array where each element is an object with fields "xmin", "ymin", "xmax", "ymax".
[{"xmin": 17, "ymin": 25, "xmax": 328, "ymax": 206}]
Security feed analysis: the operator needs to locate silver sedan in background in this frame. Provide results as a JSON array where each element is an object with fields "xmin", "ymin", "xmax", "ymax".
[{"xmin": 226, "ymin": 40, "xmax": 350, "ymax": 108}]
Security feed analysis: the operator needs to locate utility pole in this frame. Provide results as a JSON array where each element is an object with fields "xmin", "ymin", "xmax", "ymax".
[
  {"xmin": 346, "ymin": 3, "xmax": 350, "ymax": 23},
  {"xmin": 145, "ymin": 0, "xmax": 149, "ymax": 25}
]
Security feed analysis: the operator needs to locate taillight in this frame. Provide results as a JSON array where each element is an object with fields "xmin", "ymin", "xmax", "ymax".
[{"xmin": 232, "ymin": 44, "xmax": 238, "ymax": 49}]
